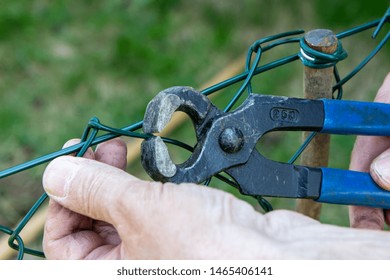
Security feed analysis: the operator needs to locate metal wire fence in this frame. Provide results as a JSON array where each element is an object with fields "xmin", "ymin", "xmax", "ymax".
[{"xmin": 0, "ymin": 7, "xmax": 389, "ymax": 259}]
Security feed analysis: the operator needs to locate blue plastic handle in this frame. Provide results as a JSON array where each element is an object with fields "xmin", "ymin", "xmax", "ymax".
[
  {"xmin": 321, "ymin": 99, "xmax": 390, "ymax": 136},
  {"xmin": 317, "ymin": 168, "xmax": 390, "ymax": 208}
]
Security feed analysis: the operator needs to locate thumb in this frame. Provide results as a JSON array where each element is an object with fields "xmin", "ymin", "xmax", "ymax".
[
  {"xmin": 371, "ymin": 148, "xmax": 390, "ymax": 191},
  {"xmin": 43, "ymin": 156, "xmax": 138, "ymax": 224}
]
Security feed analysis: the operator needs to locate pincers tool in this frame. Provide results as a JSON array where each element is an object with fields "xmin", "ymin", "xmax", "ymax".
[{"xmin": 141, "ymin": 86, "xmax": 390, "ymax": 208}]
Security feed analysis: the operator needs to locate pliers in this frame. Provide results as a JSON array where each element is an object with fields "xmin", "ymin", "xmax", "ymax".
[{"xmin": 141, "ymin": 86, "xmax": 390, "ymax": 208}]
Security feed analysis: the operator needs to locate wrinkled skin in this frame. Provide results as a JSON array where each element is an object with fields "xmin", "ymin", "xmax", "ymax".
[
  {"xmin": 349, "ymin": 73, "xmax": 390, "ymax": 229},
  {"xmin": 43, "ymin": 73, "xmax": 390, "ymax": 259}
]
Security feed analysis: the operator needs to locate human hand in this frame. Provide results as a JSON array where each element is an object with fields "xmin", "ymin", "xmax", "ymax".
[
  {"xmin": 43, "ymin": 138, "xmax": 285, "ymax": 259},
  {"xmin": 45, "ymin": 136, "xmax": 307, "ymax": 259},
  {"xmin": 43, "ymin": 138, "xmax": 390, "ymax": 259},
  {"xmin": 349, "ymin": 73, "xmax": 390, "ymax": 230}
]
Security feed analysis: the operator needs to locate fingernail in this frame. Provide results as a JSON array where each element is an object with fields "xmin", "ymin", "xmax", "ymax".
[
  {"xmin": 43, "ymin": 157, "xmax": 80, "ymax": 199},
  {"xmin": 371, "ymin": 155, "xmax": 390, "ymax": 191}
]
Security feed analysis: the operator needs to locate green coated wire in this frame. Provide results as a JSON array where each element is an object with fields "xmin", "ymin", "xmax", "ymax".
[
  {"xmin": 299, "ymin": 38, "xmax": 348, "ymax": 68},
  {"xmin": 223, "ymin": 43, "xmax": 263, "ymax": 112},
  {"xmin": 333, "ymin": 31, "xmax": 389, "ymax": 93},
  {"xmin": 0, "ymin": 15, "xmax": 388, "ymax": 259},
  {"xmin": 7, "ymin": 193, "xmax": 47, "ymax": 258},
  {"xmin": 5, "ymin": 121, "xmax": 103, "ymax": 259},
  {"xmin": 246, "ymin": 30, "xmax": 304, "ymax": 94},
  {"xmin": 372, "ymin": 7, "xmax": 389, "ymax": 39},
  {"xmin": 0, "ymin": 225, "xmax": 25, "ymax": 259}
]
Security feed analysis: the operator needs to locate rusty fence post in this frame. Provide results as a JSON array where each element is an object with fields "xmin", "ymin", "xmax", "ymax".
[{"xmin": 296, "ymin": 29, "xmax": 338, "ymax": 220}]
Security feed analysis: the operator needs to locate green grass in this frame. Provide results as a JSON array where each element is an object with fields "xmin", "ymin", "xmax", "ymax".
[{"xmin": 0, "ymin": 0, "xmax": 389, "ymax": 243}]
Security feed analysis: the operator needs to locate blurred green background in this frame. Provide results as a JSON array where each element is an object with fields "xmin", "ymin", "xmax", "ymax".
[{"xmin": 0, "ymin": 0, "xmax": 389, "ymax": 257}]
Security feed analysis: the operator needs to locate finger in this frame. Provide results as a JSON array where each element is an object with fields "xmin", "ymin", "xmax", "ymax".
[
  {"xmin": 43, "ymin": 139, "xmax": 98, "ymax": 259},
  {"xmin": 43, "ymin": 156, "xmax": 141, "ymax": 225},
  {"xmin": 370, "ymin": 147, "xmax": 390, "ymax": 227},
  {"xmin": 349, "ymin": 135, "xmax": 389, "ymax": 229},
  {"xmin": 46, "ymin": 139, "xmax": 95, "ymax": 227},
  {"xmin": 43, "ymin": 199, "xmax": 106, "ymax": 259},
  {"xmin": 370, "ymin": 147, "xmax": 390, "ymax": 191},
  {"xmin": 95, "ymin": 138, "xmax": 127, "ymax": 170},
  {"xmin": 349, "ymin": 73, "xmax": 390, "ymax": 230}
]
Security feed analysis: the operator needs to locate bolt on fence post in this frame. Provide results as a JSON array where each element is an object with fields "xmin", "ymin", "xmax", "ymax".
[{"xmin": 296, "ymin": 29, "xmax": 338, "ymax": 220}]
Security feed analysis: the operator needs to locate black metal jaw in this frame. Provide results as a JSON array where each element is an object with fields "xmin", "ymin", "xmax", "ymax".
[
  {"xmin": 225, "ymin": 151, "xmax": 323, "ymax": 199},
  {"xmin": 141, "ymin": 86, "xmax": 326, "ymax": 199}
]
